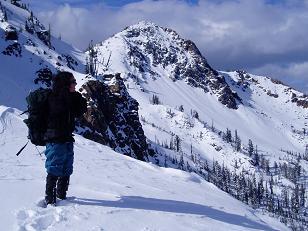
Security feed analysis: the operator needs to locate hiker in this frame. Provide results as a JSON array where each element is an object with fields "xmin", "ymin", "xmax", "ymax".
[{"xmin": 44, "ymin": 71, "xmax": 87, "ymax": 205}]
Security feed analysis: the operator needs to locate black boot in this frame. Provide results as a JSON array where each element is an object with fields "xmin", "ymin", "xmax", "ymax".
[
  {"xmin": 56, "ymin": 176, "xmax": 70, "ymax": 200},
  {"xmin": 45, "ymin": 173, "xmax": 58, "ymax": 205}
]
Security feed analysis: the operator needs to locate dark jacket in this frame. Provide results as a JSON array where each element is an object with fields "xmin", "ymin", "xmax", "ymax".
[{"xmin": 44, "ymin": 91, "xmax": 87, "ymax": 143}]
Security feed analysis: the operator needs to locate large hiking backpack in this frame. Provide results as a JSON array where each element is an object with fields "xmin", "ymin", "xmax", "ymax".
[{"xmin": 23, "ymin": 88, "xmax": 51, "ymax": 146}]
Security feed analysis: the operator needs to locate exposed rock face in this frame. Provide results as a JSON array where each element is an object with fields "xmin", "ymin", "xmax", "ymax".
[
  {"xmin": 2, "ymin": 42, "xmax": 21, "ymax": 57},
  {"xmin": 296, "ymin": 99, "xmax": 308, "ymax": 108},
  {"xmin": 292, "ymin": 95, "xmax": 308, "ymax": 108},
  {"xmin": 34, "ymin": 67, "xmax": 53, "ymax": 87},
  {"xmin": 127, "ymin": 23, "xmax": 241, "ymax": 109},
  {"xmin": 25, "ymin": 13, "xmax": 52, "ymax": 48},
  {"xmin": 5, "ymin": 25, "xmax": 18, "ymax": 41},
  {"xmin": 59, "ymin": 54, "xmax": 78, "ymax": 70},
  {"xmin": 78, "ymin": 73, "xmax": 152, "ymax": 161}
]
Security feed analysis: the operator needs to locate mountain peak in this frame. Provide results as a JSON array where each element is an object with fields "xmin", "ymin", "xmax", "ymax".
[
  {"xmin": 98, "ymin": 22, "xmax": 241, "ymax": 109},
  {"xmin": 121, "ymin": 20, "xmax": 179, "ymax": 42},
  {"xmin": 128, "ymin": 20, "xmax": 159, "ymax": 29}
]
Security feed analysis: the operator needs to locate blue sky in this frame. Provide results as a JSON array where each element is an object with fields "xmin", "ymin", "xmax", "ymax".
[
  {"xmin": 22, "ymin": 0, "xmax": 308, "ymax": 93},
  {"xmin": 22, "ymin": 0, "xmax": 294, "ymax": 9}
]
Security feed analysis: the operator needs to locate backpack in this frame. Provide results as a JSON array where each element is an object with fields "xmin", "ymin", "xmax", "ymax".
[{"xmin": 23, "ymin": 88, "xmax": 51, "ymax": 146}]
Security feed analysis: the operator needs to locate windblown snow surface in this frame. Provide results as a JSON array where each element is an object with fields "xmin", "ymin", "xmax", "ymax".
[{"xmin": 0, "ymin": 106, "xmax": 289, "ymax": 231}]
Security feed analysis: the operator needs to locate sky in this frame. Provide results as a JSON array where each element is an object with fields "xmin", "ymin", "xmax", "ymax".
[{"xmin": 21, "ymin": 0, "xmax": 308, "ymax": 93}]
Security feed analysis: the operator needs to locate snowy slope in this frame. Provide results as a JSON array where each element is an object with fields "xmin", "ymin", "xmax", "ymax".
[{"xmin": 0, "ymin": 105, "xmax": 289, "ymax": 231}]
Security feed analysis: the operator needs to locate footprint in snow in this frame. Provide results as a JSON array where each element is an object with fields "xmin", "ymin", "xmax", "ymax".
[{"xmin": 15, "ymin": 199, "xmax": 67, "ymax": 231}]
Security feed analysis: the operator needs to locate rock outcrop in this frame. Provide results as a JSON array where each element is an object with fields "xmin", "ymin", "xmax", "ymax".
[{"xmin": 78, "ymin": 74, "xmax": 153, "ymax": 161}]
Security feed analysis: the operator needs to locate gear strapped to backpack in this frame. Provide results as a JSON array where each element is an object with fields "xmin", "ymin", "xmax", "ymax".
[{"xmin": 23, "ymin": 88, "xmax": 51, "ymax": 146}]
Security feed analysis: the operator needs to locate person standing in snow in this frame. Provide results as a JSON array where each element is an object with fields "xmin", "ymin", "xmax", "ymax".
[{"xmin": 44, "ymin": 71, "xmax": 87, "ymax": 205}]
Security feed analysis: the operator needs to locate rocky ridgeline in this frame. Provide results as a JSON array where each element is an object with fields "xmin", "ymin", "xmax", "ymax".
[
  {"xmin": 121, "ymin": 21, "xmax": 241, "ymax": 109},
  {"xmin": 78, "ymin": 73, "xmax": 154, "ymax": 161},
  {"xmin": 291, "ymin": 93, "xmax": 308, "ymax": 108}
]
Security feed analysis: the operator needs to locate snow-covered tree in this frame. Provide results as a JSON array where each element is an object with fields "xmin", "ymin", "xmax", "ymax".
[{"xmin": 248, "ymin": 139, "xmax": 254, "ymax": 156}]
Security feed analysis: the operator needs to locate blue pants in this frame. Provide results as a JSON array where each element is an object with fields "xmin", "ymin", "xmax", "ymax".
[{"xmin": 45, "ymin": 142, "xmax": 74, "ymax": 176}]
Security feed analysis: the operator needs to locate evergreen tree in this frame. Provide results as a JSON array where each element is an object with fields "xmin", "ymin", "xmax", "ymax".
[
  {"xmin": 169, "ymin": 135, "xmax": 174, "ymax": 150},
  {"xmin": 265, "ymin": 159, "xmax": 270, "ymax": 175},
  {"xmin": 87, "ymin": 40, "xmax": 98, "ymax": 76},
  {"xmin": 299, "ymin": 184, "xmax": 305, "ymax": 208},
  {"xmin": 224, "ymin": 128, "xmax": 232, "ymax": 143},
  {"xmin": 295, "ymin": 160, "xmax": 301, "ymax": 181},
  {"xmin": 85, "ymin": 57, "xmax": 90, "ymax": 74},
  {"xmin": 174, "ymin": 135, "xmax": 181, "ymax": 152},
  {"xmin": 260, "ymin": 154, "xmax": 265, "ymax": 169},
  {"xmin": 268, "ymin": 194, "xmax": 275, "ymax": 213},
  {"xmin": 282, "ymin": 187, "xmax": 289, "ymax": 208},
  {"xmin": 179, "ymin": 152, "xmax": 184, "ymax": 170},
  {"xmin": 234, "ymin": 130, "xmax": 241, "ymax": 152},
  {"xmin": 3, "ymin": 9, "xmax": 7, "ymax": 21},
  {"xmin": 151, "ymin": 94, "xmax": 160, "ymax": 104},
  {"xmin": 231, "ymin": 173, "xmax": 239, "ymax": 198},
  {"xmin": 192, "ymin": 110, "xmax": 199, "ymax": 119},
  {"xmin": 234, "ymin": 159, "xmax": 239, "ymax": 169},
  {"xmin": 269, "ymin": 176, "xmax": 274, "ymax": 195},
  {"xmin": 253, "ymin": 145, "xmax": 259, "ymax": 166},
  {"xmin": 291, "ymin": 184, "xmax": 300, "ymax": 213},
  {"xmin": 203, "ymin": 160, "xmax": 209, "ymax": 171},
  {"xmin": 248, "ymin": 139, "xmax": 254, "ymax": 156},
  {"xmin": 257, "ymin": 179, "xmax": 264, "ymax": 205},
  {"xmin": 273, "ymin": 161, "xmax": 278, "ymax": 174},
  {"xmin": 178, "ymin": 105, "xmax": 184, "ymax": 112},
  {"xmin": 186, "ymin": 161, "xmax": 192, "ymax": 172},
  {"xmin": 247, "ymin": 177, "xmax": 254, "ymax": 205}
]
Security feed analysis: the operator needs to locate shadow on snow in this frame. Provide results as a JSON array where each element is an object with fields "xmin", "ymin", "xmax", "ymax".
[{"xmin": 67, "ymin": 196, "xmax": 277, "ymax": 231}]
